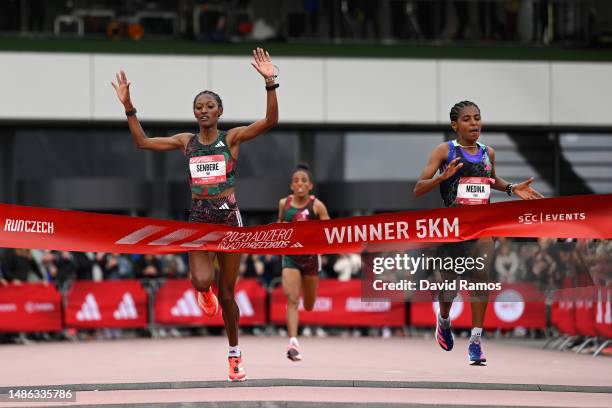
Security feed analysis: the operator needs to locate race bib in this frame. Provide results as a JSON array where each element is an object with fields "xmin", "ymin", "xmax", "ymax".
[
  {"xmin": 456, "ymin": 177, "xmax": 491, "ymax": 205},
  {"xmin": 189, "ymin": 155, "xmax": 226, "ymax": 185}
]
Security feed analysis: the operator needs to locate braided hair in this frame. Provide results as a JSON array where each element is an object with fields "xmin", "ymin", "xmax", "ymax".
[
  {"xmin": 293, "ymin": 162, "xmax": 313, "ymax": 183},
  {"xmin": 193, "ymin": 90, "xmax": 223, "ymax": 110},
  {"xmin": 449, "ymin": 100, "xmax": 480, "ymax": 122}
]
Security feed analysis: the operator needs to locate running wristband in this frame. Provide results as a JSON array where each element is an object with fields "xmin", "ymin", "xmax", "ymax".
[
  {"xmin": 265, "ymin": 84, "xmax": 279, "ymax": 91},
  {"xmin": 125, "ymin": 108, "xmax": 137, "ymax": 117}
]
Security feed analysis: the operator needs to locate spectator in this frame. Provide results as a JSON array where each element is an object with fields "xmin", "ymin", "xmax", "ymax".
[
  {"xmin": 250, "ymin": 18, "xmax": 276, "ymax": 40},
  {"xmin": 516, "ymin": 243, "xmax": 537, "ymax": 281},
  {"xmin": 2, "ymin": 248, "xmax": 45, "ymax": 285},
  {"xmin": 354, "ymin": 0, "xmax": 379, "ymax": 39},
  {"xmin": 241, "ymin": 254, "xmax": 261, "ymax": 279},
  {"xmin": 501, "ymin": 0, "xmax": 520, "ymax": 40},
  {"xmin": 261, "ymin": 254, "xmax": 281, "ymax": 287},
  {"xmin": 303, "ymin": 0, "xmax": 320, "ymax": 36},
  {"xmin": 532, "ymin": 0, "xmax": 550, "ymax": 43},
  {"xmin": 543, "ymin": 238, "xmax": 566, "ymax": 288},
  {"xmin": 478, "ymin": 1, "xmax": 505, "ymax": 40},
  {"xmin": 454, "ymin": 1, "xmax": 470, "ymax": 40},
  {"xmin": 416, "ymin": 0, "xmax": 445, "ymax": 40},
  {"xmin": 96, "ymin": 253, "xmax": 133, "ymax": 280},
  {"xmin": 73, "ymin": 252, "xmax": 94, "ymax": 281},
  {"xmin": 134, "ymin": 254, "xmax": 163, "ymax": 280},
  {"xmin": 209, "ymin": 14, "xmax": 229, "ymax": 42},
  {"xmin": 333, "ymin": 253, "xmax": 361, "ymax": 281},
  {"xmin": 0, "ymin": 264, "xmax": 8, "ymax": 287},
  {"xmin": 494, "ymin": 239, "xmax": 520, "ymax": 283},
  {"xmin": 593, "ymin": 240, "xmax": 612, "ymax": 280},
  {"xmin": 319, "ymin": 254, "xmax": 337, "ymax": 279},
  {"xmin": 557, "ymin": 244, "xmax": 585, "ymax": 286},
  {"xmin": 579, "ymin": 239, "xmax": 612, "ymax": 286},
  {"xmin": 40, "ymin": 251, "xmax": 58, "ymax": 282},
  {"xmin": 163, "ymin": 254, "xmax": 187, "ymax": 279},
  {"xmin": 42, "ymin": 251, "xmax": 76, "ymax": 289},
  {"xmin": 527, "ymin": 245, "xmax": 557, "ymax": 290}
]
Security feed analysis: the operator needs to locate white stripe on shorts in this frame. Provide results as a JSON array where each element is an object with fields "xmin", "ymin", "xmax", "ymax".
[{"xmin": 236, "ymin": 210, "xmax": 243, "ymax": 227}]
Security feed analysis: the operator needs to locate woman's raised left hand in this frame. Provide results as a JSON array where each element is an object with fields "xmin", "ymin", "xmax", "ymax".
[{"xmin": 251, "ymin": 47, "xmax": 275, "ymax": 79}]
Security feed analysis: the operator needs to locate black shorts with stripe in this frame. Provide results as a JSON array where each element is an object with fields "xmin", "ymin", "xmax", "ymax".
[{"xmin": 188, "ymin": 194, "xmax": 243, "ymax": 227}]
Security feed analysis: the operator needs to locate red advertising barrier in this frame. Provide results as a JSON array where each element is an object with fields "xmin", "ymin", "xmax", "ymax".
[
  {"xmin": 154, "ymin": 279, "xmax": 266, "ymax": 326},
  {"xmin": 595, "ymin": 284, "xmax": 612, "ymax": 338},
  {"xmin": 270, "ymin": 280, "xmax": 405, "ymax": 327},
  {"xmin": 550, "ymin": 292, "xmax": 561, "ymax": 329},
  {"xmin": 65, "ymin": 281, "xmax": 148, "ymax": 329},
  {"xmin": 0, "ymin": 283, "xmax": 62, "ymax": 332},
  {"xmin": 574, "ymin": 286, "xmax": 598, "ymax": 337},
  {"xmin": 410, "ymin": 284, "xmax": 546, "ymax": 329},
  {"xmin": 554, "ymin": 292, "xmax": 577, "ymax": 336},
  {"xmin": 0, "ymin": 195, "xmax": 610, "ymax": 256},
  {"xmin": 552, "ymin": 277, "xmax": 578, "ymax": 336}
]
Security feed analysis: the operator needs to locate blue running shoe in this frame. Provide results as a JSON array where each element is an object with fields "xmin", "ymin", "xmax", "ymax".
[
  {"xmin": 468, "ymin": 341, "xmax": 487, "ymax": 364},
  {"xmin": 436, "ymin": 315, "xmax": 454, "ymax": 351}
]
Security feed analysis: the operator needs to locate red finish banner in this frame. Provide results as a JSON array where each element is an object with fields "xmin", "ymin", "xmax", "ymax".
[
  {"xmin": 64, "ymin": 281, "xmax": 148, "ymax": 329},
  {"xmin": 410, "ymin": 284, "xmax": 546, "ymax": 330},
  {"xmin": 0, "ymin": 194, "xmax": 610, "ymax": 255},
  {"xmin": 0, "ymin": 283, "xmax": 62, "ymax": 332},
  {"xmin": 270, "ymin": 280, "xmax": 405, "ymax": 327},
  {"xmin": 154, "ymin": 278, "xmax": 266, "ymax": 326}
]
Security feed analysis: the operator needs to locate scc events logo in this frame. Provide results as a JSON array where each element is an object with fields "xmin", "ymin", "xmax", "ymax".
[{"xmin": 518, "ymin": 212, "xmax": 586, "ymax": 225}]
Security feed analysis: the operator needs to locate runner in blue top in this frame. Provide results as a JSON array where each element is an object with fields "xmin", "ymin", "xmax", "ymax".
[
  {"xmin": 414, "ymin": 101, "xmax": 543, "ymax": 364},
  {"xmin": 112, "ymin": 48, "xmax": 279, "ymax": 381}
]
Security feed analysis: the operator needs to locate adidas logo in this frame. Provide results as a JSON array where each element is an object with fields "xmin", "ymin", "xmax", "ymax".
[
  {"xmin": 290, "ymin": 242, "xmax": 303, "ymax": 248},
  {"xmin": 113, "ymin": 293, "xmax": 138, "ymax": 320},
  {"xmin": 214, "ymin": 140, "xmax": 225, "ymax": 148},
  {"xmin": 181, "ymin": 231, "xmax": 227, "ymax": 248},
  {"xmin": 171, "ymin": 290, "xmax": 202, "ymax": 317},
  {"xmin": 76, "ymin": 293, "xmax": 101, "ymax": 321},
  {"xmin": 235, "ymin": 290, "xmax": 254, "ymax": 317},
  {"xmin": 219, "ymin": 203, "xmax": 230, "ymax": 210}
]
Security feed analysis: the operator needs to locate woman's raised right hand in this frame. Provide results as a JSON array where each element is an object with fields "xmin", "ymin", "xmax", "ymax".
[
  {"xmin": 111, "ymin": 70, "xmax": 132, "ymax": 108},
  {"xmin": 440, "ymin": 157, "xmax": 463, "ymax": 180}
]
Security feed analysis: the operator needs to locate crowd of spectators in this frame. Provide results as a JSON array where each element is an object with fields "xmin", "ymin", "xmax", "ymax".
[
  {"xmin": 0, "ymin": 0, "xmax": 606, "ymax": 46},
  {"xmin": 0, "ymin": 248, "xmax": 366, "ymax": 291},
  {"xmin": 0, "ymin": 249, "xmax": 189, "ymax": 290},
  {"xmin": 493, "ymin": 238, "xmax": 611, "ymax": 290},
  {"xmin": 0, "ymin": 239, "xmax": 609, "ymax": 343},
  {"xmin": 1, "ymin": 238, "xmax": 609, "ymax": 291}
]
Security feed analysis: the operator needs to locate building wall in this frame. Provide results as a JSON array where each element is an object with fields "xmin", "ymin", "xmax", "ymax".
[{"xmin": 1, "ymin": 52, "xmax": 612, "ymax": 126}]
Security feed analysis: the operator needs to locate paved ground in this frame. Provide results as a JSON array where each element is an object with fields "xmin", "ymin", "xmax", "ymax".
[{"xmin": 0, "ymin": 336, "xmax": 609, "ymax": 407}]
